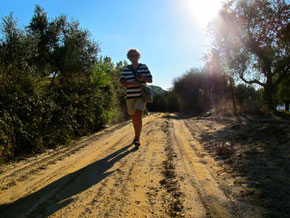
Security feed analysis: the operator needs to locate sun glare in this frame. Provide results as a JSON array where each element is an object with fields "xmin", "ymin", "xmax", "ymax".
[{"xmin": 185, "ymin": 0, "xmax": 223, "ymax": 27}]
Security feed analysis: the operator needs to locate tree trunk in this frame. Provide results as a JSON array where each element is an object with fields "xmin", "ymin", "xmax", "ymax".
[
  {"xmin": 264, "ymin": 80, "xmax": 276, "ymax": 113},
  {"xmin": 284, "ymin": 101, "xmax": 289, "ymax": 111},
  {"xmin": 229, "ymin": 78, "xmax": 242, "ymax": 125},
  {"xmin": 229, "ymin": 78, "xmax": 238, "ymax": 115},
  {"xmin": 49, "ymin": 72, "xmax": 57, "ymax": 90}
]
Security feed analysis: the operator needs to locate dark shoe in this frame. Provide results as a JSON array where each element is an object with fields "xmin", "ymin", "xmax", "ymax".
[{"xmin": 133, "ymin": 138, "xmax": 141, "ymax": 147}]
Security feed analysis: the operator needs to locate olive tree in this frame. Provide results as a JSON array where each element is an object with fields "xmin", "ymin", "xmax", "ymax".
[
  {"xmin": 209, "ymin": 0, "xmax": 290, "ymax": 112},
  {"xmin": 27, "ymin": 5, "xmax": 100, "ymax": 88}
]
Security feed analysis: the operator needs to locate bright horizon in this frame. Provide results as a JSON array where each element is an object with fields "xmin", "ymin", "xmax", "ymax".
[{"xmin": 0, "ymin": 0, "xmax": 225, "ymax": 90}]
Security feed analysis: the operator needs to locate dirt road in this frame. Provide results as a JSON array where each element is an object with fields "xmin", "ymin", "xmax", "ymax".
[{"xmin": 0, "ymin": 113, "xmax": 266, "ymax": 217}]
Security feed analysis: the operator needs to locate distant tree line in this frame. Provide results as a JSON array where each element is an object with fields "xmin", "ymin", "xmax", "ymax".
[
  {"xmin": 148, "ymin": 68, "xmax": 262, "ymax": 114},
  {"xmin": 0, "ymin": 5, "xmax": 128, "ymax": 162}
]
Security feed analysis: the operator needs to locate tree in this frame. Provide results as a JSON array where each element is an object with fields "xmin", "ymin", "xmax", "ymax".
[
  {"xmin": 0, "ymin": 13, "xmax": 38, "ymax": 80},
  {"xmin": 27, "ymin": 5, "xmax": 100, "ymax": 88},
  {"xmin": 56, "ymin": 19, "xmax": 99, "ymax": 77},
  {"xmin": 172, "ymin": 68, "xmax": 228, "ymax": 113},
  {"xmin": 173, "ymin": 69, "xmax": 205, "ymax": 112},
  {"xmin": 28, "ymin": 5, "xmax": 65, "ymax": 78},
  {"xmin": 235, "ymin": 84, "xmax": 257, "ymax": 105},
  {"xmin": 209, "ymin": 0, "xmax": 290, "ymax": 113},
  {"xmin": 276, "ymin": 76, "xmax": 290, "ymax": 111}
]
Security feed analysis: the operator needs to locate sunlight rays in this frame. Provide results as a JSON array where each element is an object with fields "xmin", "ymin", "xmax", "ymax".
[{"xmin": 184, "ymin": 0, "xmax": 224, "ymax": 28}]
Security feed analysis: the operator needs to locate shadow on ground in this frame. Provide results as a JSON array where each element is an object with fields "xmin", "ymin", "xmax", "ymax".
[
  {"xmin": 0, "ymin": 144, "xmax": 138, "ymax": 217},
  {"xmin": 197, "ymin": 115, "xmax": 290, "ymax": 217}
]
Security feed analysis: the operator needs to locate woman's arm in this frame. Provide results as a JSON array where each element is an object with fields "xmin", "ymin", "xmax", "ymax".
[
  {"xmin": 138, "ymin": 76, "xmax": 152, "ymax": 83},
  {"xmin": 120, "ymin": 80, "xmax": 141, "ymax": 87}
]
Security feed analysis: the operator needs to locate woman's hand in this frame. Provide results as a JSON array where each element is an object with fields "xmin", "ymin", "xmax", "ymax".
[
  {"xmin": 128, "ymin": 81, "xmax": 140, "ymax": 87},
  {"xmin": 138, "ymin": 76, "xmax": 152, "ymax": 83},
  {"xmin": 137, "ymin": 75, "xmax": 145, "ymax": 81},
  {"xmin": 121, "ymin": 80, "xmax": 140, "ymax": 87}
]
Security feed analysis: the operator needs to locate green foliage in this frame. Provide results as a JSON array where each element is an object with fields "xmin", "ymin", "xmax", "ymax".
[
  {"xmin": 147, "ymin": 86, "xmax": 180, "ymax": 112},
  {"xmin": 90, "ymin": 57, "xmax": 112, "ymax": 88},
  {"xmin": 150, "ymin": 85, "xmax": 166, "ymax": 97},
  {"xmin": 235, "ymin": 84, "xmax": 256, "ymax": 104},
  {"xmin": 0, "ymin": 77, "xmax": 44, "ymax": 160},
  {"xmin": 164, "ymin": 91, "xmax": 180, "ymax": 112},
  {"xmin": 26, "ymin": 5, "xmax": 99, "ymax": 83},
  {"xmin": 172, "ymin": 69, "xmax": 227, "ymax": 113},
  {"xmin": 235, "ymin": 84, "xmax": 262, "ymax": 113},
  {"xmin": 0, "ymin": 6, "xmax": 128, "ymax": 163},
  {"xmin": 0, "ymin": 13, "xmax": 38, "ymax": 78}
]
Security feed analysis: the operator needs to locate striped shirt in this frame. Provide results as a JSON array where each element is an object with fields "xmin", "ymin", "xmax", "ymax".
[{"xmin": 120, "ymin": 63, "xmax": 152, "ymax": 99}]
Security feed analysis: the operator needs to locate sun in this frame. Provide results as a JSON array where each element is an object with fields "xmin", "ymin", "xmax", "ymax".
[{"xmin": 184, "ymin": 0, "xmax": 224, "ymax": 27}]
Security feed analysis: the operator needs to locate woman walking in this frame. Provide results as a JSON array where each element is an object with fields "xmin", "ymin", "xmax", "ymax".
[{"xmin": 120, "ymin": 48, "xmax": 153, "ymax": 147}]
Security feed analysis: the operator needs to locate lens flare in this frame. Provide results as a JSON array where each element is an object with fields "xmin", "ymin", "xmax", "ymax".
[{"xmin": 185, "ymin": 0, "xmax": 224, "ymax": 27}]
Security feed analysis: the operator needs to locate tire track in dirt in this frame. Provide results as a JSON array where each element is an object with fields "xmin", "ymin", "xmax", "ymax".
[
  {"xmin": 171, "ymin": 117, "xmax": 237, "ymax": 217},
  {"xmin": 183, "ymin": 118, "xmax": 263, "ymax": 218},
  {"xmin": 90, "ymin": 143, "xmax": 150, "ymax": 217},
  {"xmin": 102, "ymin": 117, "xmax": 170, "ymax": 217},
  {"xmin": 158, "ymin": 118, "xmax": 185, "ymax": 217}
]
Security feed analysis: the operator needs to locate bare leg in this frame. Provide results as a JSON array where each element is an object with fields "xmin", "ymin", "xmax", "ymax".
[{"xmin": 131, "ymin": 110, "xmax": 143, "ymax": 140}]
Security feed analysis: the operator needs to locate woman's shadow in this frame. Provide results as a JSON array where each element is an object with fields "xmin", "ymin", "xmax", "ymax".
[{"xmin": 0, "ymin": 144, "xmax": 138, "ymax": 218}]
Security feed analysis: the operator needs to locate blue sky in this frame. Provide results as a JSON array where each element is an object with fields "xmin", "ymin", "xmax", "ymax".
[{"xmin": 0, "ymin": 0, "xmax": 224, "ymax": 90}]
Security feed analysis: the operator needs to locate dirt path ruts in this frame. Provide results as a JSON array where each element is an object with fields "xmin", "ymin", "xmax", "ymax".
[{"xmin": 0, "ymin": 113, "xmax": 256, "ymax": 217}]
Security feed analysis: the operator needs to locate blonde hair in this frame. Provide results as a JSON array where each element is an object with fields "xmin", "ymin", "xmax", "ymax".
[{"xmin": 127, "ymin": 48, "xmax": 141, "ymax": 59}]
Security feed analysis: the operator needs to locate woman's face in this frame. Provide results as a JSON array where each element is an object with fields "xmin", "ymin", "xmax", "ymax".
[{"xmin": 129, "ymin": 54, "xmax": 140, "ymax": 63}]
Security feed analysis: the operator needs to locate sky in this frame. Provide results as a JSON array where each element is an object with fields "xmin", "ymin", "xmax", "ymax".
[{"xmin": 0, "ymin": 0, "xmax": 224, "ymax": 90}]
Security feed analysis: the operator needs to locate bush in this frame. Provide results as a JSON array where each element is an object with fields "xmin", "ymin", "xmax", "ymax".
[{"xmin": 0, "ymin": 8, "xmax": 129, "ymax": 163}]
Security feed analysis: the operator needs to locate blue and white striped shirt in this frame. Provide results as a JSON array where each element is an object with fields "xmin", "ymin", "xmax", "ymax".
[{"xmin": 120, "ymin": 63, "xmax": 152, "ymax": 99}]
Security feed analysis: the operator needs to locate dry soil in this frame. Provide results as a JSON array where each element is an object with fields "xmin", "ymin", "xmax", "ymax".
[{"xmin": 0, "ymin": 113, "xmax": 289, "ymax": 217}]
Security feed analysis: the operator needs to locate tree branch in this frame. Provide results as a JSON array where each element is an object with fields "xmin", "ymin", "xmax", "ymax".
[
  {"xmin": 239, "ymin": 73, "xmax": 265, "ymax": 87},
  {"xmin": 242, "ymin": 36, "xmax": 272, "ymax": 74}
]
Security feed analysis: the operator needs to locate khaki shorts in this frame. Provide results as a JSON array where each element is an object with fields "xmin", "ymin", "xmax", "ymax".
[{"xmin": 126, "ymin": 98, "xmax": 146, "ymax": 115}]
